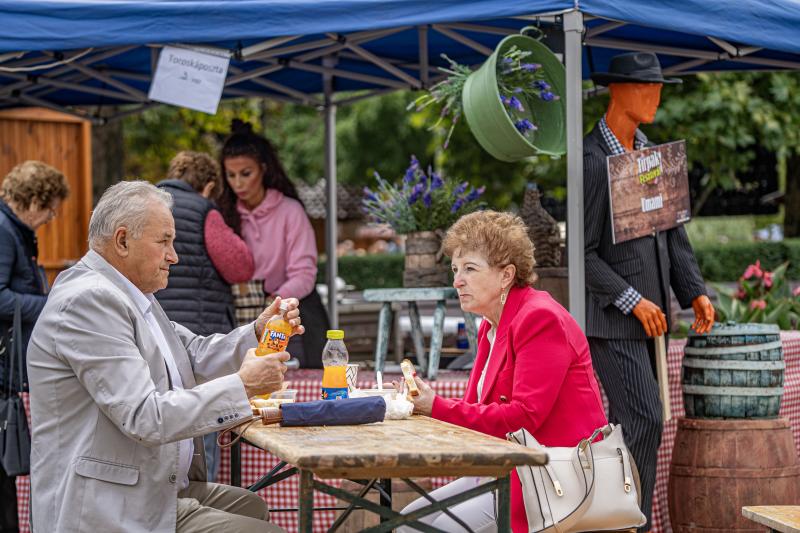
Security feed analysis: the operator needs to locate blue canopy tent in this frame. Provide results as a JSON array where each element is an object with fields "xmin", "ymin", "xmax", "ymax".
[{"xmin": 2, "ymin": 0, "xmax": 799, "ymax": 328}]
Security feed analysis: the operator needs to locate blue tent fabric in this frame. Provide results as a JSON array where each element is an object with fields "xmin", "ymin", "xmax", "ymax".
[
  {"xmin": 0, "ymin": 0, "xmax": 570, "ymax": 52},
  {"xmin": 0, "ymin": 1, "xmax": 798, "ymax": 108},
  {"xmin": 1, "ymin": 0, "xmax": 798, "ymax": 54}
]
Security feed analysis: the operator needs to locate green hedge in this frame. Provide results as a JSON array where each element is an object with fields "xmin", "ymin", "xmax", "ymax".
[
  {"xmin": 318, "ymin": 239, "xmax": 800, "ymax": 289},
  {"xmin": 693, "ymin": 239, "xmax": 800, "ymax": 281},
  {"xmin": 318, "ymin": 254, "xmax": 404, "ymax": 290}
]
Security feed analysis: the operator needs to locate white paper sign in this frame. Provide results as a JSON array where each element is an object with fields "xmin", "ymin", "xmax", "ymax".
[{"xmin": 148, "ymin": 45, "xmax": 230, "ymax": 114}]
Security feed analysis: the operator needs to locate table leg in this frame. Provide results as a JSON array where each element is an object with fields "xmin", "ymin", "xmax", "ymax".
[
  {"xmin": 298, "ymin": 470, "xmax": 314, "ymax": 533},
  {"xmin": 496, "ymin": 474, "xmax": 511, "ymax": 532},
  {"xmin": 408, "ymin": 302, "xmax": 427, "ymax": 371},
  {"xmin": 463, "ymin": 311, "xmax": 479, "ymax": 359},
  {"xmin": 230, "ymin": 440, "xmax": 241, "ymax": 487},
  {"xmin": 427, "ymin": 300, "xmax": 446, "ymax": 380},
  {"xmin": 379, "ymin": 478, "xmax": 392, "ymax": 523},
  {"xmin": 374, "ymin": 302, "xmax": 393, "ymax": 373}
]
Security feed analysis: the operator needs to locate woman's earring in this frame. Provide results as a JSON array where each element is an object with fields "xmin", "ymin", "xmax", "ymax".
[{"xmin": 500, "ymin": 289, "xmax": 507, "ymax": 305}]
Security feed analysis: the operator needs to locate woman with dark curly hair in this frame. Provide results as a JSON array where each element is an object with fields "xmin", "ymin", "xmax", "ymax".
[
  {"xmin": 0, "ymin": 160, "xmax": 69, "ymax": 531},
  {"xmin": 219, "ymin": 120, "xmax": 328, "ymax": 367}
]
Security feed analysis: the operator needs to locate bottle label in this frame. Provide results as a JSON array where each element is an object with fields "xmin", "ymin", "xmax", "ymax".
[{"xmin": 321, "ymin": 387, "xmax": 349, "ymax": 400}]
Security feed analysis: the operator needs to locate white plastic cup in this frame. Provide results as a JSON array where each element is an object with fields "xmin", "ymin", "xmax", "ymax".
[{"xmin": 346, "ymin": 363, "xmax": 360, "ymax": 392}]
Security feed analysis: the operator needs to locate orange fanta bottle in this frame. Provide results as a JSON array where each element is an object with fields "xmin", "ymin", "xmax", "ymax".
[
  {"xmin": 321, "ymin": 330, "xmax": 348, "ymax": 400},
  {"xmin": 256, "ymin": 301, "xmax": 292, "ymax": 356}
]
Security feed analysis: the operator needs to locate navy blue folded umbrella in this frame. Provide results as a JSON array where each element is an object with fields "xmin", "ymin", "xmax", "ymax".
[
  {"xmin": 280, "ymin": 396, "xmax": 386, "ymax": 427},
  {"xmin": 219, "ymin": 396, "xmax": 387, "ymax": 448}
]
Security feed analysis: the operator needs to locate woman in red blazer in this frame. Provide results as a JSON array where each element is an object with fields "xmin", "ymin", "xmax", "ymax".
[{"xmin": 399, "ymin": 210, "xmax": 608, "ymax": 533}]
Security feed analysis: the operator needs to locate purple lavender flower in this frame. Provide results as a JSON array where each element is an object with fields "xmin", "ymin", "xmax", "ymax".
[
  {"xmin": 423, "ymin": 192, "xmax": 432, "ymax": 208},
  {"xmin": 513, "ymin": 87, "xmax": 523, "ymax": 94},
  {"xmin": 514, "ymin": 119, "xmax": 536, "ymax": 134},
  {"xmin": 532, "ymin": 80, "xmax": 550, "ymax": 91},
  {"xmin": 466, "ymin": 186, "xmax": 486, "ymax": 202},
  {"xmin": 404, "ymin": 167, "xmax": 415, "ymax": 184},
  {"xmin": 408, "ymin": 182, "xmax": 425, "ymax": 205},
  {"xmin": 431, "ymin": 172, "xmax": 444, "ymax": 190},
  {"xmin": 521, "ymin": 63, "xmax": 541, "ymax": 72},
  {"xmin": 508, "ymin": 96, "xmax": 524, "ymax": 112},
  {"xmin": 363, "ymin": 187, "xmax": 378, "ymax": 202},
  {"xmin": 451, "ymin": 198, "xmax": 465, "ymax": 213},
  {"xmin": 454, "ymin": 181, "xmax": 468, "ymax": 195},
  {"xmin": 540, "ymin": 91, "xmax": 558, "ymax": 102}
]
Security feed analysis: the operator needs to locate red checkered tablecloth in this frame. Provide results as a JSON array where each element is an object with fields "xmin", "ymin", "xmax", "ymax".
[{"xmin": 16, "ymin": 335, "xmax": 800, "ymax": 532}]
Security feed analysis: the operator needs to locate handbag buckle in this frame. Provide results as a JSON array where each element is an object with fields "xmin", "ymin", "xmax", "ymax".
[
  {"xmin": 624, "ymin": 476, "xmax": 632, "ymax": 493},
  {"xmin": 553, "ymin": 480, "xmax": 564, "ymax": 496}
]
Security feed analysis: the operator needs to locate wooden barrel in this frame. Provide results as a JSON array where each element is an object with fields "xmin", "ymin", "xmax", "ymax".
[
  {"xmin": 403, "ymin": 231, "xmax": 449, "ymax": 287},
  {"xmin": 683, "ymin": 322, "xmax": 784, "ymax": 418},
  {"xmin": 668, "ymin": 418, "xmax": 800, "ymax": 532}
]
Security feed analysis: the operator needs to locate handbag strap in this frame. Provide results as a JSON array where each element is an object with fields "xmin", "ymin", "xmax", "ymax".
[{"xmin": 5, "ymin": 301, "xmax": 22, "ymax": 398}]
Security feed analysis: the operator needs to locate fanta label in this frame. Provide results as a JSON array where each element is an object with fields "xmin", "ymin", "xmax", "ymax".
[{"xmin": 321, "ymin": 387, "xmax": 348, "ymax": 400}]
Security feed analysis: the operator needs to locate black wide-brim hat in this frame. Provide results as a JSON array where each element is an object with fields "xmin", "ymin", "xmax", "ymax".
[{"xmin": 591, "ymin": 51, "xmax": 682, "ymax": 85}]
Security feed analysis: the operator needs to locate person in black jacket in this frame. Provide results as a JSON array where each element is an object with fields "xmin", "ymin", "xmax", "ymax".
[
  {"xmin": 583, "ymin": 52, "xmax": 715, "ymax": 531},
  {"xmin": 0, "ymin": 160, "xmax": 69, "ymax": 533},
  {"xmin": 154, "ymin": 151, "xmax": 255, "ymax": 482}
]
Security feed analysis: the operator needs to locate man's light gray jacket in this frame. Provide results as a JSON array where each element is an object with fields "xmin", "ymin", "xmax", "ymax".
[{"xmin": 26, "ymin": 251, "xmax": 254, "ymax": 532}]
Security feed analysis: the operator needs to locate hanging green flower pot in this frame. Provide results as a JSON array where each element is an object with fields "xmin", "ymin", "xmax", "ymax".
[{"xmin": 462, "ymin": 33, "xmax": 566, "ymax": 161}]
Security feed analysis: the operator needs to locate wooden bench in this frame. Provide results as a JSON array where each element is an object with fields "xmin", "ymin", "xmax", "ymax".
[{"xmin": 743, "ymin": 506, "xmax": 800, "ymax": 533}]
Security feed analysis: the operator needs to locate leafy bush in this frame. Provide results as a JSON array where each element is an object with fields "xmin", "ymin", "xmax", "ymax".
[
  {"xmin": 713, "ymin": 260, "xmax": 800, "ymax": 329},
  {"xmin": 317, "ymin": 239, "xmax": 800, "ymax": 291}
]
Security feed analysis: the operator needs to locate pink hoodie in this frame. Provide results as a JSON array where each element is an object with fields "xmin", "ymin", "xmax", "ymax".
[{"xmin": 237, "ymin": 189, "xmax": 318, "ymax": 299}]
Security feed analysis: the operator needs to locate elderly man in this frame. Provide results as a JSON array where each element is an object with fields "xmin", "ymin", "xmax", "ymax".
[{"xmin": 26, "ymin": 181, "xmax": 299, "ymax": 532}]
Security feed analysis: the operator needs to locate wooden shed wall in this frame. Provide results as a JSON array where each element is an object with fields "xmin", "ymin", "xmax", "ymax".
[{"xmin": 0, "ymin": 108, "xmax": 92, "ymax": 285}]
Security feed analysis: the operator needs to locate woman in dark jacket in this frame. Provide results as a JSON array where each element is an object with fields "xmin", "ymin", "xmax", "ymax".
[{"xmin": 0, "ymin": 160, "xmax": 68, "ymax": 533}]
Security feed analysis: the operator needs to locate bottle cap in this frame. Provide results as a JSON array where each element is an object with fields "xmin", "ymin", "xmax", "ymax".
[
  {"xmin": 279, "ymin": 300, "xmax": 289, "ymax": 312},
  {"xmin": 326, "ymin": 329, "xmax": 345, "ymax": 340}
]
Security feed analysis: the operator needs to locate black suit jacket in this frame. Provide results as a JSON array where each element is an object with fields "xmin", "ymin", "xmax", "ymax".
[{"xmin": 583, "ymin": 124, "xmax": 706, "ymax": 339}]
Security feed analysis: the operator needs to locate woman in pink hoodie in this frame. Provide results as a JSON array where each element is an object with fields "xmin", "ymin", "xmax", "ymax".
[{"xmin": 218, "ymin": 119, "xmax": 329, "ymax": 366}]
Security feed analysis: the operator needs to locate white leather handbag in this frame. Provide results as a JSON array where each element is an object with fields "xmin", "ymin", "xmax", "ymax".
[{"xmin": 508, "ymin": 424, "xmax": 646, "ymax": 533}]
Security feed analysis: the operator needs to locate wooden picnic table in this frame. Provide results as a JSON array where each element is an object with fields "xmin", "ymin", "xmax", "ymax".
[
  {"xmin": 742, "ymin": 506, "xmax": 800, "ymax": 533},
  {"xmin": 241, "ymin": 415, "xmax": 547, "ymax": 532}
]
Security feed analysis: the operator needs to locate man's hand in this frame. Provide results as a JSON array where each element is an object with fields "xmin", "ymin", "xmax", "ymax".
[
  {"xmin": 632, "ymin": 297, "xmax": 668, "ymax": 337},
  {"xmin": 254, "ymin": 296, "xmax": 304, "ymax": 341},
  {"xmin": 237, "ymin": 348, "xmax": 290, "ymax": 398},
  {"xmin": 691, "ymin": 294, "xmax": 715, "ymax": 334}
]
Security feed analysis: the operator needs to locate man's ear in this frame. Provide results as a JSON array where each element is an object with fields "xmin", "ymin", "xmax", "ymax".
[{"xmin": 112, "ymin": 227, "xmax": 130, "ymax": 258}]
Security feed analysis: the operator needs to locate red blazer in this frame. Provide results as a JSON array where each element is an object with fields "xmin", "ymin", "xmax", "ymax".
[{"xmin": 431, "ymin": 285, "xmax": 607, "ymax": 532}]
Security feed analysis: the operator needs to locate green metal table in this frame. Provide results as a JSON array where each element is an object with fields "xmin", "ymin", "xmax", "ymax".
[{"xmin": 362, "ymin": 287, "xmax": 479, "ymax": 379}]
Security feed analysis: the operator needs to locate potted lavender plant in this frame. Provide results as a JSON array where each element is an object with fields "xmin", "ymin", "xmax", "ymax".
[
  {"xmin": 410, "ymin": 28, "xmax": 565, "ymax": 161},
  {"xmin": 362, "ymin": 156, "xmax": 485, "ymax": 287}
]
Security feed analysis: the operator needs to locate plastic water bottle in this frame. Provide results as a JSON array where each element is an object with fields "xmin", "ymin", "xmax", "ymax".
[{"xmin": 321, "ymin": 330, "xmax": 349, "ymax": 400}]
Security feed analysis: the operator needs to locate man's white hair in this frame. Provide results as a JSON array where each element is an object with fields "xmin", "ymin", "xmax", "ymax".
[{"xmin": 88, "ymin": 180, "xmax": 173, "ymax": 250}]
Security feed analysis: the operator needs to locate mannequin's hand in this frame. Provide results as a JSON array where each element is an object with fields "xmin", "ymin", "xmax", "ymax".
[
  {"xmin": 632, "ymin": 298, "xmax": 668, "ymax": 337},
  {"xmin": 691, "ymin": 295, "xmax": 715, "ymax": 334}
]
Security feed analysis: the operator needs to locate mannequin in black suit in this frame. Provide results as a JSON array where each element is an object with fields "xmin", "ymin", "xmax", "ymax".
[{"xmin": 583, "ymin": 52, "xmax": 715, "ymax": 531}]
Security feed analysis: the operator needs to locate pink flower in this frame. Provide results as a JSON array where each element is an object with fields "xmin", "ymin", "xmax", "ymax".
[
  {"xmin": 794, "ymin": 286, "xmax": 800, "ymax": 297},
  {"xmin": 743, "ymin": 260, "xmax": 763, "ymax": 280},
  {"xmin": 735, "ymin": 288, "xmax": 746, "ymax": 300},
  {"xmin": 749, "ymin": 299, "xmax": 767, "ymax": 310},
  {"xmin": 763, "ymin": 271, "xmax": 773, "ymax": 289}
]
